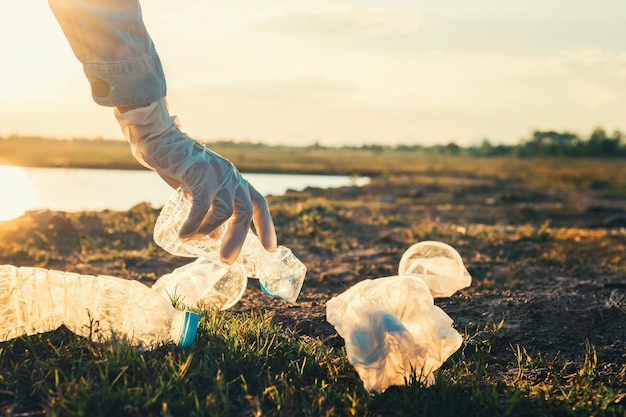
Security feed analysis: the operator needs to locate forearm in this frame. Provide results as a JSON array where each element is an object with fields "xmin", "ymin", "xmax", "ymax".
[{"xmin": 48, "ymin": 0, "xmax": 165, "ymax": 107}]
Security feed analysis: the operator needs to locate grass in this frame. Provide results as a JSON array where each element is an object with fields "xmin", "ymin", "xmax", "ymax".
[
  {"xmin": 0, "ymin": 310, "xmax": 357, "ymax": 416},
  {"xmin": 1, "ymin": 312, "xmax": 622, "ymax": 416}
]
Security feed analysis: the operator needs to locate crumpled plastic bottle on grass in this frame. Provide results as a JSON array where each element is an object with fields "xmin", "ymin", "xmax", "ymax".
[
  {"xmin": 326, "ymin": 241, "xmax": 471, "ymax": 393},
  {"xmin": 151, "ymin": 257, "xmax": 248, "ymax": 311}
]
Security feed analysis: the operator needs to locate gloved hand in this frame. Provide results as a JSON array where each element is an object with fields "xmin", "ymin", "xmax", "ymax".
[{"xmin": 115, "ymin": 98, "xmax": 276, "ymax": 264}]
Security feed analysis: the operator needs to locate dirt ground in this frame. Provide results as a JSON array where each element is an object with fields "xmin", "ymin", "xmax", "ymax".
[
  {"xmin": 235, "ymin": 173, "xmax": 626, "ymax": 386},
  {"xmin": 1, "ymin": 172, "xmax": 625, "ymax": 387}
]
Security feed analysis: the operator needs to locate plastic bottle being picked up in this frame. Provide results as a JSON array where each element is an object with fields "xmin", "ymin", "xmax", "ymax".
[
  {"xmin": 0, "ymin": 265, "xmax": 199, "ymax": 350},
  {"xmin": 153, "ymin": 187, "xmax": 306, "ymax": 303}
]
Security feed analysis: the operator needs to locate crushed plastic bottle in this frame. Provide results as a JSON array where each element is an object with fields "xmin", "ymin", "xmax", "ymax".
[
  {"xmin": 153, "ymin": 187, "xmax": 306, "ymax": 303},
  {"xmin": 326, "ymin": 241, "xmax": 470, "ymax": 393},
  {"xmin": 152, "ymin": 257, "xmax": 247, "ymax": 310},
  {"xmin": 398, "ymin": 241, "xmax": 472, "ymax": 298},
  {"xmin": 0, "ymin": 264, "xmax": 198, "ymax": 350}
]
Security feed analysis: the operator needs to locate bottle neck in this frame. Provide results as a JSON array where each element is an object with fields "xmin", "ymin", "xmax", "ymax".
[{"xmin": 170, "ymin": 310, "xmax": 199, "ymax": 348}]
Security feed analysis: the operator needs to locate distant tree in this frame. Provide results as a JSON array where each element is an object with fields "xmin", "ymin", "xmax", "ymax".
[
  {"xmin": 587, "ymin": 127, "xmax": 621, "ymax": 157},
  {"xmin": 307, "ymin": 141, "xmax": 324, "ymax": 150},
  {"xmin": 360, "ymin": 144, "xmax": 386, "ymax": 153},
  {"xmin": 478, "ymin": 139, "xmax": 495, "ymax": 155},
  {"xmin": 516, "ymin": 130, "xmax": 581, "ymax": 157},
  {"xmin": 396, "ymin": 144, "xmax": 423, "ymax": 152},
  {"xmin": 613, "ymin": 130, "xmax": 626, "ymax": 156},
  {"xmin": 469, "ymin": 139, "xmax": 515, "ymax": 156},
  {"xmin": 443, "ymin": 141, "xmax": 461, "ymax": 155}
]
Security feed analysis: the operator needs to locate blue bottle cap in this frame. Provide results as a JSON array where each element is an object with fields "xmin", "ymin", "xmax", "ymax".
[{"xmin": 178, "ymin": 311, "xmax": 200, "ymax": 349}]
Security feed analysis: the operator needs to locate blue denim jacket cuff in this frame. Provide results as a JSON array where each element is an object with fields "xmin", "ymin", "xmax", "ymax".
[{"xmin": 84, "ymin": 51, "xmax": 166, "ymax": 107}]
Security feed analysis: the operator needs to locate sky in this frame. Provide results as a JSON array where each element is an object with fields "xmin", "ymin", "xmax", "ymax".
[{"xmin": 1, "ymin": 1, "xmax": 625, "ymax": 147}]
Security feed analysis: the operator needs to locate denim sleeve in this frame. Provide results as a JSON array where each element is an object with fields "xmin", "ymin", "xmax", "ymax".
[{"xmin": 48, "ymin": 0, "xmax": 166, "ymax": 107}]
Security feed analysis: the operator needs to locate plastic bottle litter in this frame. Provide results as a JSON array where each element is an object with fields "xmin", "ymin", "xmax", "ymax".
[
  {"xmin": 153, "ymin": 187, "xmax": 306, "ymax": 303},
  {"xmin": 398, "ymin": 240, "xmax": 472, "ymax": 298},
  {"xmin": 326, "ymin": 241, "xmax": 470, "ymax": 393},
  {"xmin": 0, "ymin": 264, "xmax": 199, "ymax": 350},
  {"xmin": 152, "ymin": 257, "xmax": 247, "ymax": 310}
]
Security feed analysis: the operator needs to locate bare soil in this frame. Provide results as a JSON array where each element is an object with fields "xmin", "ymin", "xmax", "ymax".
[
  {"xmin": 244, "ymin": 175, "xmax": 626, "ymax": 383},
  {"xmin": 1, "ymin": 173, "xmax": 625, "ymax": 387}
]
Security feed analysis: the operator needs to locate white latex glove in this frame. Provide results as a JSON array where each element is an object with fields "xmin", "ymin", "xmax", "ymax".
[{"xmin": 115, "ymin": 98, "xmax": 276, "ymax": 264}]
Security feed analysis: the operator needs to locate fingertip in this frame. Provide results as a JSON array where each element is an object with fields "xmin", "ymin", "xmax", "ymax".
[
  {"xmin": 178, "ymin": 232, "xmax": 193, "ymax": 242},
  {"xmin": 220, "ymin": 242, "xmax": 242, "ymax": 265},
  {"xmin": 220, "ymin": 254, "xmax": 236, "ymax": 265},
  {"xmin": 178, "ymin": 223, "xmax": 198, "ymax": 241}
]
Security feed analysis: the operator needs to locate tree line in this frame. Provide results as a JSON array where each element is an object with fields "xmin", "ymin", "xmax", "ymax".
[
  {"xmin": 3, "ymin": 127, "xmax": 625, "ymax": 159},
  {"xmin": 332, "ymin": 127, "xmax": 626, "ymax": 158},
  {"xmin": 469, "ymin": 127, "xmax": 626, "ymax": 158}
]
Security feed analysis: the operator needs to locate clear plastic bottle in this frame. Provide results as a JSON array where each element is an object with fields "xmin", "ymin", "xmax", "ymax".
[
  {"xmin": 0, "ymin": 264, "xmax": 198, "ymax": 350},
  {"xmin": 152, "ymin": 257, "xmax": 247, "ymax": 310},
  {"xmin": 398, "ymin": 240, "xmax": 471, "ymax": 298},
  {"xmin": 326, "ymin": 240, "xmax": 471, "ymax": 392},
  {"xmin": 326, "ymin": 275, "xmax": 463, "ymax": 392},
  {"xmin": 153, "ymin": 187, "xmax": 306, "ymax": 303}
]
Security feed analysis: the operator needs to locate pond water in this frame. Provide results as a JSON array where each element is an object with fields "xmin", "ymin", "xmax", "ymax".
[{"xmin": 0, "ymin": 166, "xmax": 368, "ymax": 221}]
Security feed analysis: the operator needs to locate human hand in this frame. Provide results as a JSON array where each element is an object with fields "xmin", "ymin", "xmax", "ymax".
[{"xmin": 115, "ymin": 99, "xmax": 276, "ymax": 264}]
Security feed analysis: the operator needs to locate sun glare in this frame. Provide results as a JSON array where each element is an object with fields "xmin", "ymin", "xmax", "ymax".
[{"xmin": 0, "ymin": 166, "xmax": 36, "ymax": 222}]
